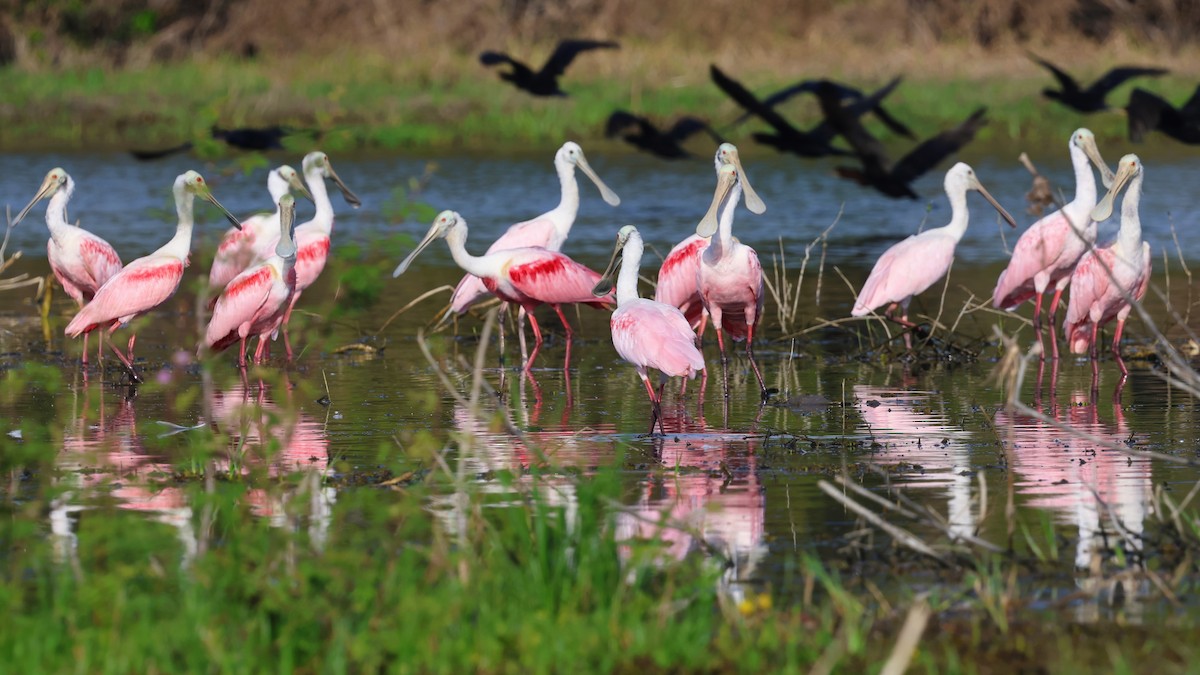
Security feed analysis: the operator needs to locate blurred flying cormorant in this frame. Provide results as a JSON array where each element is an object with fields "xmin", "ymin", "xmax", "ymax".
[
  {"xmin": 1030, "ymin": 54, "xmax": 1167, "ymax": 113},
  {"xmin": 480, "ymin": 39, "xmax": 619, "ymax": 97},
  {"xmin": 605, "ymin": 111, "xmax": 722, "ymax": 159},
  {"xmin": 1125, "ymin": 85, "xmax": 1200, "ymax": 144}
]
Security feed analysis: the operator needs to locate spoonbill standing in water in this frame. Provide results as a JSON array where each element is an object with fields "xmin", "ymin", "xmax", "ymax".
[
  {"xmin": 14, "ymin": 168, "xmax": 123, "ymax": 365},
  {"xmin": 992, "ymin": 128, "xmax": 1113, "ymax": 357},
  {"xmin": 205, "ymin": 195, "xmax": 299, "ymax": 367},
  {"xmin": 64, "ymin": 171, "xmax": 241, "ymax": 382},
  {"xmin": 1063, "ymin": 154, "xmax": 1151, "ymax": 374},
  {"xmin": 259, "ymin": 151, "xmax": 361, "ymax": 360},
  {"xmin": 852, "ymin": 163, "xmax": 1017, "ymax": 345},
  {"xmin": 207, "ymin": 165, "xmax": 313, "ymax": 297},
  {"xmin": 444, "ymin": 141, "xmax": 619, "ymax": 352},
  {"xmin": 656, "ymin": 143, "xmax": 765, "ymax": 340},
  {"xmin": 395, "ymin": 211, "xmax": 614, "ymax": 371},
  {"xmin": 693, "ymin": 162, "xmax": 774, "ymax": 401},
  {"xmin": 593, "ymin": 225, "xmax": 705, "ymax": 434}
]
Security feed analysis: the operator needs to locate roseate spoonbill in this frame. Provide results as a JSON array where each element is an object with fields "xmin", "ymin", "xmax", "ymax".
[
  {"xmin": 992, "ymin": 129, "xmax": 1113, "ymax": 352},
  {"xmin": 207, "ymin": 164, "xmax": 313, "ymax": 296},
  {"xmin": 1018, "ymin": 152, "xmax": 1054, "ymax": 216},
  {"xmin": 695, "ymin": 162, "xmax": 773, "ymax": 400},
  {"xmin": 728, "ymin": 75, "xmax": 915, "ymax": 139},
  {"xmin": 1125, "ymin": 86, "xmax": 1200, "ymax": 144},
  {"xmin": 1063, "ymin": 154, "xmax": 1151, "ymax": 372},
  {"xmin": 205, "ymin": 195, "xmax": 298, "ymax": 367},
  {"xmin": 656, "ymin": 143, "xmax": 764, "ymax": 338},
  {"xmin": 816, "ymin": 81, "xmax": 989, "ymax": 199},
  {"xmin": 592, "ymin": 225, "xmax": 704, "ymax": 434},
  {"xmin": 13, "ymin": 168, "xmax": 123, "ymax": 364},
  {"xmin": 444, "ymin": 142, "xmax": 619, "ymax": 351},
  {"xmin": 1030, "ymin": 55, "xmax": 1167, "ymax": 113},
  {"xmin": 64, "ymin": 171, "xmax": 241, "ymax": 382},
  {"xmin": 480, "ymin": 40, "xmax": 619, "ymax": 97},
  {"xmin": 394, "ymin": 210, "xmax": 614, "ymax": 371},
  {"xmin": 604, "ymin": 111, "xmax": 721, "ymax": 160},
  {"xmin": 851, "ymin": 163, "xmax": 1017, "ymax": 338},
  {"xmin": 257, "ymin": 151, "xmax": 360, "ymax": 360}
]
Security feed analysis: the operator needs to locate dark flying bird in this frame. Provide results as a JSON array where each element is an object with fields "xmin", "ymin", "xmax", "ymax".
[
  {"xmin": 731, "ymin": 78, "xmax": 915, "ymax": 139},
  {"xmin": 1125, "ymin": 85, "xmax": 1200, "ymax": 144},
  {"xmin": 604, "ymin": 111, "xmax": 723, "ymax": 159},
  {"xmin": 130, "ymin": 125, "xmax": 296, "ymax": 161},
  {"xmin": 1030, "ymin": 54, "xmax": 1168, "ymax": 113},
  {"xmin": 816, "ymin": 81, "xmax": 989, "ymax": 199},
  {"xmin": 710, "ymin": 65, "xmax": 849, "ymax": 158},
  {"xmin": 480, "ymin": 39, "xmax": 619, "ymax": 97}
]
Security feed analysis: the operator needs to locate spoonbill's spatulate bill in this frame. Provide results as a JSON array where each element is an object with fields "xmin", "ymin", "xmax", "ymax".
[
  {"xmin": 395, "ymin": 210, "xmax": 614, "ymax": 371},
  {"xmin": 851, "ymin": 163, "xmax": 1017, "ymax": 342},
  {"xmin": 14, "ymin": 167, "xmax": 123, "ymax": 365},
  {"xmin": 593, "ymin": 225, "xmax": 704, "ymax": 435},
  {"xmin": 1063, "ymin": 154, "xmax": 1152, "ymax": 372},
  {"xmin": 64, "ymin": 171, "xmax": 241, "ymax": 382}
]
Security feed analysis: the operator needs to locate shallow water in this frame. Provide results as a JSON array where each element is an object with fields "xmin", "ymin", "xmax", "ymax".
[{"xmin": 2, "ymin": 145, "xmax": 1200, "ymax": 621}]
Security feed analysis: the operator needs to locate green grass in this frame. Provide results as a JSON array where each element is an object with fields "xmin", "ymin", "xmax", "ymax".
[{"xmin": 2, "ymin": 54, "xmax": 1195, "ymax": 153}]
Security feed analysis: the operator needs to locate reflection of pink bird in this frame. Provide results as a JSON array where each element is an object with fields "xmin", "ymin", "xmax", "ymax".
[
  {"xmin": 207, "ymin": 164, "xmax": 312, "ymax": 297},
  {"xmin": 595, "ymin": 226, "xmax": 704, "ymax": 434},
  {"xmin": 992, "ymin": 129, "xmax": 1111, "ymax": 334},
  {"xmin": 14, "ymin": 168, "xmax": 123, "ymax": 364},
  {"xmin": 394, "ymin": 211, "xmax": 614, "ymax": 370},
  {"xmin": 257, "ymin": 152, "xmax": 361, "ymax": 360},
  {"xmin": 1063, "ymin": 155, "xmax": 1151, "ymax": 365},
  {"xmin": 445, "ymin": 142, "xmax": 620, "ymax": 319},
  {"xmin": 65, "ymin": 171, "xmax": 241, "ymax": 381},
  {"xmin": 696, "ymin": 162, "xmax": 770, "ymax": 398},
  {"xmin": 852, "ymin": 163, "xmax": 1016, "ymax": 330},
  {"xmin": 205, "ymin": 195, "xmax": 298, "ymax": 366},
  {"xmin": 656, "ymin": 143, "xmax": 765, "ymax": 337}
]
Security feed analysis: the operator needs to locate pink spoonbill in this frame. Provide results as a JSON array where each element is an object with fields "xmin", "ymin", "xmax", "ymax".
[
  {"xmin": 656, "ymin": 143, "xmax": 765, "ymax": 339},
  {"xmin": 1063, "ymin": 154, "xmax": 1151, "ymax": 375},
  {"xmin": 993, "ymin": 128, "xmax": 1113, "ymax": 356},
  {"xmin": 207, "ymin": 165, "xmax": 313, "ymax": 298},
  {"xmin": 695, "ymin": 162, "xmax": 772, "ymax": 400},
  {"xmin": 204, "ymin": 194, "xmax": 298, "ymax": 367},
  {"xmin": 443, "ymin": 142, "xmax": 620, "ymax": 353},
  {"xmin": 852, "ymin": 163, "xmax": 1017, "ymax": 344},
  {"xmin": 14, "ymin": 168, "xmax": 123, "ymax": 364},
  {"xmin": 64, "ymin": 171, "xmax": 241, "ymax": 382},
  {"xmin": 593, "ymin": 225, "xmax": 705, "ymax": 434},
  {"xmin": 257, "ymin": 151, "xmax": 361, "ymax": 360},
  {"xmin": 394, "ymin": 210, "xmax": 614, "ymax": 371}
]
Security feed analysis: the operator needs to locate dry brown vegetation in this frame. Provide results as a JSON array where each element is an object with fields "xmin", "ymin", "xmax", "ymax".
[{"xmin": 6, "ymin": 0, "xmax": 1200, "ymax": 80}]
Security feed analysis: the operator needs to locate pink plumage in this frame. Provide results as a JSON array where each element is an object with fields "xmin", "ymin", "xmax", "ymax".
[
  {"xmin": 65, "ymin": 257, "xmax": 185, "ymax": 337},
  {"xmin": 654, "ymin": 234, "xmax": 708, "ymax": 330},
  {"xmin": 1062, "ymin": 245, "xmax": 1151, "ymax": 355},
  {"xmin": 611, "ymin": 299, "xmax": 705, "ymax": 379},
  {"xmin": 851, "ymin": 232, "xmax": 957, "ymax": 317},
  {"xmin": 449, "ymin": 215, "xmax": 558, "ymax": 313},
  {"xmin": 480, "ymin": 249, "xmax": 612, "ymax": 311}
]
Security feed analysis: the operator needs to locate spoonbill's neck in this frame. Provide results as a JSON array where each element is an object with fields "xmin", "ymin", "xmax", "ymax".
[
  {"xmin": 267, "ymin": 170, "xmax": 290, "ymax": 204},
  {"xmin": 158, "ymin": 185, "xmax": 196, "ymax": 260},
  {"xmin": 703, "ymin": 181, "xmax": 743, "ymax": 265},
  {"xmin": 1068, "ymin": 142, "xmax": 1098, "ymax": 209},
  {"xmin": 548, "ymin": 158, "xmax": 581, "ymax": 239},
  {"xmin": 616, "ymin": 232, "xmax": 644, "ymax": 307},
  {"xmin": 44, "ymin": 180, "xmax": 75, "ymax": 241},
  {"xmin": 941, "ymin": 183, "xmax": 971, "ymax": 241},
  {"xmin": 444, "ymin": 223, "xmax": 497, "ymax": 280},
  {"xmin": 1115, "ymin": 173, "xmax": 1144, "ymax": 257},
  {"xmin": 305, "ymin": 166, "xmax": 334, "ymax": 234}
]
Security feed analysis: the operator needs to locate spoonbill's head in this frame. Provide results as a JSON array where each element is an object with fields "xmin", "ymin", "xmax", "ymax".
[
  {"xmin": 303, "ymin": 151, "xmax": 362, "ymax": 208},
  {"xmin": 715, "ymin": 142, "xmax": 765, "ymax": 214},
  {"xmin": 276, "ymin": 194, "xmax": 297, "ymax": 259},
  {"xmin": 1091, "ymin": 154, "xmax": 1142, "ymax": 222},
  {"xmin": 696, "ymin": 163, "xmax": 743, "ymax": 238},
  {"xmin": 944, "ymin": 162, "xmax": 1017, "ymax": 228},
  {"xmin": 1071, "ymin": 128, "xmax": 1115, "ymax": 189},
  {"xmin": 557, "ymin": 141, "xmax": 621, "ymax": 206},
  {"xmin": 277, "ymin": 165, "xmax": 315, "ymax": 203},
  {"xmin": 393, "ymin": 210, "xmax": 464, "ymax": 277},
  {"xmin": 14, "ymin": 168, "xmax": 72, "ymax": 225},
  {"xmin": 180, "ymin": 170, "xmax": 243, "ymax": 230},
  {"xmin": 593, "ymin": 224, "xmax": 641, "ymax": 297}
]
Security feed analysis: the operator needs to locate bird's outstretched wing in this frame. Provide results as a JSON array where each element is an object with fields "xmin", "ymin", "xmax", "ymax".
[
  {"xmin": 1178, "ymin": 83, "xmax": 1200, "ymax": 119},
  {"xmin": 1029, "ymin": 54, "xmax": 1080, "ymax": 94},
  {"xmin": 710, "ymin": 65, "xmax": 801, "ymax": 136},
  {"xmin": 891, "ymin": 107, "xmax": 988, "ymax": 185},
  {"xmin": 1088, "ymin": 66, "xmax": 1169, "ymax": 97},
  {"xmin": 605, "ymin": 110, "xmax": 651, "ymax": 138},
  {"xmin": 1125, "ymin": 88, "xmax": 1169, "ymax": 143},
  {"xmin": 540, "ymin": 40, "xmax": 619, "ymax": 79},
  {"xmin": 840, "ymin": 77, "xmax": 914, "ymax": 139},
  {"xmin": 479, "ymin": 51, "xmax": 516, "ymax": 66},
  {"xmin": 814, "ymin": 81, "xmax": 890, "ymax": 174},
  {"xmin": 665, "ymin": 116, "xmax": 714, "ymax": 142}
]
